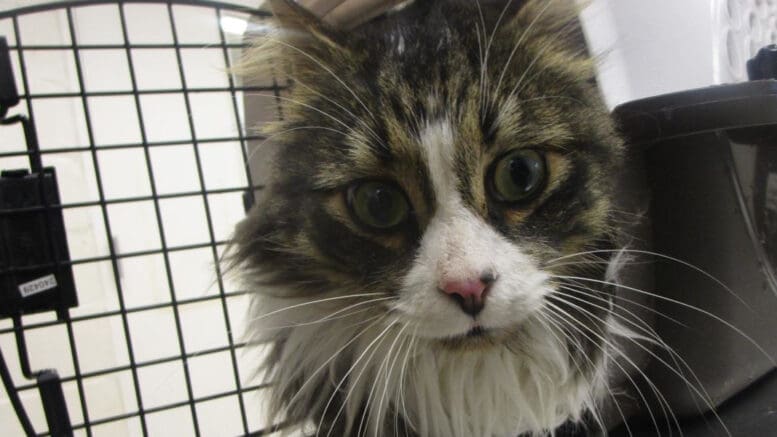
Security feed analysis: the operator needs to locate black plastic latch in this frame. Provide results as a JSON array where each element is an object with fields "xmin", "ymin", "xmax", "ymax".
[
  {"xmin": 0, "ymin": 168, "xmax": 78, "ymax": 320},
  {"xmin": 37, "ymin": 370, "xmax": 72, "ymax": 437},
  {"xmin": 748, "ymin": 44, "xmax": 777, "ymax": 81},
  {"xmin": 0, "ymin": 36, "xmax": 20, "ymax": 118}
]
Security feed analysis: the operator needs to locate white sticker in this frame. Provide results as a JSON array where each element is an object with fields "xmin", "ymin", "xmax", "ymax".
[{"xmin": 18, "ymin": 274, "xmax": 58, "ymax": 298}]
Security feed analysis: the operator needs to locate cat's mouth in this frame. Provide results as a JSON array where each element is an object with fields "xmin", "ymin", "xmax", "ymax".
[
  {"xmin": 438, "ymin": 325, "xmax": 495, "ymax": 349},
  {"xmin": 466, "ymin": 326, "xmax": 487, "ymax": 337}
]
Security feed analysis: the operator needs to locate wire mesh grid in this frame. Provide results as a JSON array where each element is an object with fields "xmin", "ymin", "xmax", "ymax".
[{"xmin": 0, "ymin": 1, "xmax": 288, "ymax": 435}]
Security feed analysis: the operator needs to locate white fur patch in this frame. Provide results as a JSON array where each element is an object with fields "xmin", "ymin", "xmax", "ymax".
[
  {"xmin": 418, "ymin": 118, "xmax": 456, "ymax": 203},
  {"xmin": 399, "ymin": 324, "xmax": 599, "ymax": 436},
  {"xmin": 399, "ymin": 117, "xmax": 551, "ymax": 337}
]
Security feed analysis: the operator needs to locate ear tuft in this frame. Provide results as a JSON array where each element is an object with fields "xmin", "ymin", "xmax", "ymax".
[
  {"xmin": 268, "ymin": 0, "xmax": 344, "ymax": 49},
  {"xmin": 268, "ymin": 0, "xmax": 321, "ymax": 32},
  {"xmin": 510, "ymin": 0, "xmax": 589, "ymax": 55}
]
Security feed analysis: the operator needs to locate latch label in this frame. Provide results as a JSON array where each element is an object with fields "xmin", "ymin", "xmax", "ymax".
[{"xmin": 18, "ymin": 274, "xmax": 58, "ymax": 298}]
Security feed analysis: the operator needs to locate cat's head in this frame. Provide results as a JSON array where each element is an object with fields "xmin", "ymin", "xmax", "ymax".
[{"xmin": 232, "ymin": 0, "xmax": 623, "ymax": 434}]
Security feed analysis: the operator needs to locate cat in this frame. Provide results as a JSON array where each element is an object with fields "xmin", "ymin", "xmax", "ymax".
[{"xmin": 230, "ymin": 0, "xmax": 626, "ymax": 435}]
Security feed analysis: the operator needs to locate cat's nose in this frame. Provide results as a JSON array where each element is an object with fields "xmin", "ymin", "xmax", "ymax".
[{"xmin": 439, "ymin": 272, "xmax": 496, "ymax": 317}]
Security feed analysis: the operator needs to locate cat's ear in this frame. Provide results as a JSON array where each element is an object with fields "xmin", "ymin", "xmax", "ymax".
[
  {"xmin": 508, "ymin": 0, "xmax": 590, "ymax": 57},
  {"xmin": 237, "ymin": 0, "xmax": 348, "ymax": 83},
  {"xmin": 267, "ymin": 0, "xmax": 346, "ymax": 52},
  {"xmin": 502, "ymin": 0, "xmax": 595, "ymax": 81}
]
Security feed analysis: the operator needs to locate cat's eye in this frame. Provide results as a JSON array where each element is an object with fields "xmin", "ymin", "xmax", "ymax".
[
  {"xmin": 347, "ymin": 181, "xmax": 410, "ymax": 230},
  {"xmin": 489, "ymin": 149, "xmax": 547, "ymax": 203}
]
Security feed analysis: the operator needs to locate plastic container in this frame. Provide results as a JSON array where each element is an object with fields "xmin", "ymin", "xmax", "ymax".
[{"xmin": 612, "ymin": 77, "xmax": 777, "ymax": 435}]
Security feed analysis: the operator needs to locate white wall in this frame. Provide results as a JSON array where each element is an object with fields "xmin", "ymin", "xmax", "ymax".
[{"xmin": 582, "ymin": 0, "xmax": 777, "ymax": 108}]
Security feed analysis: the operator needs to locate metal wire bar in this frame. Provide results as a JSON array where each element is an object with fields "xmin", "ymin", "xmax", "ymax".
[
  {"xmin": 0, "ymin": 185, "xmax": 262, "ymax": 216},
  {"xmin": 14, "ymin": 342, "xmax": 257, "ymax": 392},
  {"xmin": 214, "ymin": 7, "xmax": 261, "ymax": 205},
  {"xmin": 17, "ymin": 86, "xmax": 283, "ymax": 100},
  {"xmin": 0, "ymin": 241, "xmax": 233, "ymax": 275},
  {"xmin": 114, "ymin": 3, "xmax": 200, "ymax": 433},
  {"xmin": 41, "ymin": 383, "xmax": 268, "ymax": 437},
  {"xmin": 0, "ymin": 0, "xmax": 271, "ymax": 20},
  {"xmin": 6, "ymin": 43, "xmax": 251, "ymax": 50},
  {"xmin": 165, "ymin": 3, "xmax": 252, "ymax": 432},
  {"xmin": 0, "ymin": 343, "xmax": 37, "ymax": 436},
  {"xmin": 61, "ymin": 7, "xmax": 136, "ymax": 435},
  {"xmin": 0, "ymin": 134, "xmax": 267, "ymax": 158},
  {"xmin": 0, "ymin": 288, "xmax": 248, "ymax": 333},
  {"xmin": 207, "ymin": 6, "xmax": 258, "ymax": 434}
]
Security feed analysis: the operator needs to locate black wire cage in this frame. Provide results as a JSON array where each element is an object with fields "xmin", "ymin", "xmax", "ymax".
[{"xmin": 0, "ymin": 1, "xmax": 287, "ymax": 435}]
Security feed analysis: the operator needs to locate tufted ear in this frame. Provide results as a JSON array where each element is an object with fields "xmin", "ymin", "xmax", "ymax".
[
  {"xmin": 507, "ymin": 0, "xmax": 590, "ymax": 57},
  {"xmin": 267, "ymin": 0, "xmax": 346, "ymax": 51},
  {"xmin": 269, "ymin": 0, "xmax": 323, "ymax": 31},
  {"xmin": 494, "ymin": 0, "xmax": 596, "ymax": 84},
  {"xmin": 237, "ymin": 0, "xmax": 350, "ymax": 85}
]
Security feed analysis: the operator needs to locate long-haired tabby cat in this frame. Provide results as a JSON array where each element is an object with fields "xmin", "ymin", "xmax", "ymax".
[{"xmin": 231, "ymin": 0, "xmax": 626, "ymax": 435}]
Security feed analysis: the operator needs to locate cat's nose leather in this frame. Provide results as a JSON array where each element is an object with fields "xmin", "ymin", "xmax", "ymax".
[{"xmin": 439, "ymin": 273, "xmax": 495, "ymax": 317}]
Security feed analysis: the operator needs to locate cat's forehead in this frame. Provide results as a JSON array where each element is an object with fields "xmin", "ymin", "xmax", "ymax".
[
  {"xmin": 314, "ymin": 86, "xmax": 582, "ymax": 190},
  {"xmin": 338, "ymin": 36, "xmax": 592, "ymax": 175}
]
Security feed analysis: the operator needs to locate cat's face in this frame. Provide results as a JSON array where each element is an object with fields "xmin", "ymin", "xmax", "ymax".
[{"xmin": 233, "ymin": 0, "xmax": 623, "ymax": 434}]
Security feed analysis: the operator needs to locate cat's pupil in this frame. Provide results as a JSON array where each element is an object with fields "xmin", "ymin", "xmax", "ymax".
[
  {"xmin": 509, "ymin": 156, "xmax": 541, "ymax": 193},
  {"xmin": 490, "ymin": 149, "xmax": 546, "ymax": 203},
  {"xmin": 367, "ymin": 187, "xmax": 395, "ymax": 222},
  {"xmin": 349, "ymin": 182, "xmax": 409, "ymax": 229}
]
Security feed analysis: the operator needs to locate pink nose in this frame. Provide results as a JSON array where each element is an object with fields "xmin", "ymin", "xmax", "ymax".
[
  {"xmin": 439, "ymin": 273, "xmax": 496, "ymax": 317},
  {"xmin": 440, "ymin": 278, "xmax": 487, "ymax": 300}
]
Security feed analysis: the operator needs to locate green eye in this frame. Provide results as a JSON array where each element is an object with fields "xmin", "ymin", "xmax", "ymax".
[
  {"xmin": 489, "ymin": 149, "xmax": 547, "ymax": 203},
  {"xmin": 348, "ymin": 181, "xmax": 410, "ymax": 230}
]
